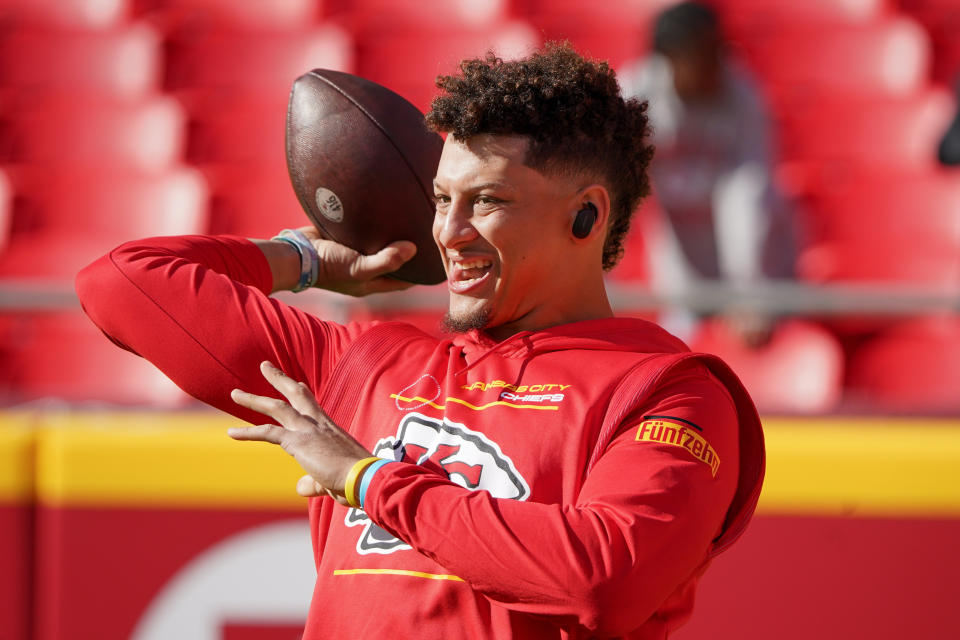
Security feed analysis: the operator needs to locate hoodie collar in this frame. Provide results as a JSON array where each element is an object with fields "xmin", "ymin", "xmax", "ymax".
[{"xmin": 451, "ymin": 317, "xmax": 689, "ymax": 375}]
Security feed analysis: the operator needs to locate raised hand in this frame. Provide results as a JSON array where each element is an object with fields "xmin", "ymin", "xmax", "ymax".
[
  {"xmin": 228, "ymin": 360, "xmax": 372, "ymax": 504},
  {"xmin": 298, "ymin": 226, "xmax": 418, "ymax": 296},
  {"xmin": 253, "ymin": 226, "xmax": 418, "ymax": 297}
]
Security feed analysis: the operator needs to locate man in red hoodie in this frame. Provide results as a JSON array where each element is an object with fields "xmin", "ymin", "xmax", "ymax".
[{"xmin": 77, "ymin": 44, "xmax": 764, "ymax": 639}]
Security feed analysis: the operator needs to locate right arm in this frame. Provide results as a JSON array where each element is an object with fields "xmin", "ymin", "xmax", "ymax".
[{"xmin": 75, "ymin": 233, "xmax": 415, "ymax": 423}]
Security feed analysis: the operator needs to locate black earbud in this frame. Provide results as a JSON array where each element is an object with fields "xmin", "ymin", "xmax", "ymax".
[{"xmin": 572, "ymin": 202, "xmax": 597, "ymax": 239}]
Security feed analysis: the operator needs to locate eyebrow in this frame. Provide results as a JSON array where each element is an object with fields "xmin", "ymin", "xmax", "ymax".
[{"xmin": 432, "ymin": 180, "xmax": 514, "ymax": 193}]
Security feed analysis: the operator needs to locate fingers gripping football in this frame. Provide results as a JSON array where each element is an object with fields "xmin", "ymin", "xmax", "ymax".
[{"xmin": 297, "ymin": 225, "xmax": 417, "ymax": 296}]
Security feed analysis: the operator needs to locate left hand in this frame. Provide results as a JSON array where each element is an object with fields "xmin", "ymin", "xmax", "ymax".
[{"xmin": 228, "ymin": 361, "xmax": 372, "ymax": 505}]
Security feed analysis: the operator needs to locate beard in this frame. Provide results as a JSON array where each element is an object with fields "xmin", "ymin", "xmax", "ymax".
[{"xmin": 441, "ymin": 307, "xmax": 491, "ymax": 334}]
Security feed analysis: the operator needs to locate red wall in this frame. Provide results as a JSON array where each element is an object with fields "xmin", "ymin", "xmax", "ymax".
[
  {"xmin": 678, "ymin": 515, "xmax": 960, "ymax": 638},
  {"xmin": 0, "ymin": 503, "xmax": 32, "ymax": 640}
]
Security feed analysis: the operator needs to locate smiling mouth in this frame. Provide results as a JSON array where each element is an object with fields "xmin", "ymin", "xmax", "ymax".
[{"xmin": 448, "ymin": 258, "xmax": 494, "ymax": 291}]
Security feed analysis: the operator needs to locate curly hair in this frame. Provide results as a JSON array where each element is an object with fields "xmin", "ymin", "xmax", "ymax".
[{"xmin": 426, "ymin": 42, "xmax": 655, "ymax": 271}]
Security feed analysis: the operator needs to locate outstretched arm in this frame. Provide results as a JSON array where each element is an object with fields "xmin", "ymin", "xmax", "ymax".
[{"xmin": 75, "ymin": 231, "xmax": 416, "ymax": 423}]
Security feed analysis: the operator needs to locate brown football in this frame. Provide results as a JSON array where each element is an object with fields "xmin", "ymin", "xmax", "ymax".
[{"xmin": 285, "ymin": 68, "xmax": 445, "ymax": 285}]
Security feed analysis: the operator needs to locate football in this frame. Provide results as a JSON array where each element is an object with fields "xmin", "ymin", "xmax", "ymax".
[{"xmin": 285, "ymin": 68, "xmax": 446, "ymax": 285}]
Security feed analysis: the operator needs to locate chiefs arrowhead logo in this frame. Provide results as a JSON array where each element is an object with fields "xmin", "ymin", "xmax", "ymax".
[{"xmin": 345, "ymin": 412, "xmax": 530, "ymax": 555}]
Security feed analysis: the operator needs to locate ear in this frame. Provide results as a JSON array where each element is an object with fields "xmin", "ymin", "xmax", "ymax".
[{"xmin": 571, "ymin": 185, "xmax": 611, "ymax": 241}]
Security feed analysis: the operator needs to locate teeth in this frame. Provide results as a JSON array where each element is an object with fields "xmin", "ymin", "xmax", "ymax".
[
  {"xmin": 454, "ymin": 259, "xmax": 492, "ymax": 270},
  {"xmin": 450, "ymin": 258, "xmax": 493, "ymax": 284}
]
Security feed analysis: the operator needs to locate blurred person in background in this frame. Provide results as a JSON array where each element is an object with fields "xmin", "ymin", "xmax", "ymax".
[
  {"xmin": 619, "ymin": 1, "xmax": 798, "ymax": 344},
  {"xmin": 938, "ymin": 81, "xmax": 960, "ymax": 165}
]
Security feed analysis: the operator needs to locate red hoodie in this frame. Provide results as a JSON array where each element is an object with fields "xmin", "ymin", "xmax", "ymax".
[{"xmin": 76, "ymin": 235, "xmax": 764, "ymax": 639}]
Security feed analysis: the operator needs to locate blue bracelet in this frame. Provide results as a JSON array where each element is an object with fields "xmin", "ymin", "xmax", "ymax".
[
  {"xmin": 358, "ymin": 459, "xmax": 394, "ymax": 509},
  {"xmin": 271, "ymin": 229, "xmax": 319, "ymax": 292}
]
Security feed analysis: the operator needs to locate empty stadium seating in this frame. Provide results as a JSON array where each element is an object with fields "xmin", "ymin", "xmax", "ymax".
[
  {"xmin": 164, "ymin": 25, "xmax": 354, "ymax": 94},
  {"xmin": 899, "ymin": 0, "xmax": 960, "ymax": 83},
  {"xmin": 523, "ymin": 0, "xmax": 673, "ymax": 69},
  {"xmin": 0, "ymin": 94, "xmax": 187, "ymax": 171},
  {"xmin": 523, "ymin": 0, "xmax": 673, "ymax": 22},
  {"xmin": 181, "ymin": 92, "xmax": 287, "ymax": 165},
  {"xmin": 0, "ymin": 23, "xmax": 163, "ymax": 99},
  {"xmin": 715, "ymin": 0, "xmax": 890, "ymax": 37},
  {"xmin": 334, "ymin": 0, "xmax": 512, "ymax": 29},
  {"xmin": 0, "ymin": 168, "xmax": 9, "ymax": 253},
  {"xmin": 0, "ymin": 0, "xmax": 956, "ymax": 411},
  {"xmin": 0, "ymin": 311, "xmax": 192, "ymax": 406},
  {"xmin": 0, "ymin": 167, "xmax": 208, "ymax": 281},
  {"xmin": 847, "ymin": 316, "xmax": 960, "ymax": 413},
  {"xmin": 0, "ymin": 0, "xmax": 130, "ymax": 29},
  {"xmin": 534, "ymin": 18, "xmax": 650, "ymax": 72},
  {"xmin": 803, "ymin": 171, "xmax": 960, "ymax": 245},
  {"xmin": 689, "ymin": 319, "xmax": 845, "ymax": 414},
  {"xmin": 796, "ymin": 171, "xmax": 960, "ymax": 290},
  {"xmin": 741, "ymin": 17, "xmax": 931, "ymax": 101},
  {"xmin": 777, "ymin": 88, "xmax": 955, "ymax": 172},
  {"xmin": 141, "ymin": 0, "xmax": 317, "ymax": 31},
  {"xmin": 798, "ymin": 241, "xmax": 960, "ymax": 290},
  {"xmin": 201, "ymin": 164, "xmax": 305, "ymax": 238},
  {"xmin": 356, "ymin": 21, "xmax": 541, "ymax": 111},
  {"xmin": 934, "ymin": 39, "xmax": 960, "ymax": 86}
]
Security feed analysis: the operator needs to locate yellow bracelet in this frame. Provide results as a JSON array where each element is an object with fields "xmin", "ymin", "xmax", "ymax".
[{"xmin": 344, "ymin": 457, "xmax": 380, "ymax": 508}]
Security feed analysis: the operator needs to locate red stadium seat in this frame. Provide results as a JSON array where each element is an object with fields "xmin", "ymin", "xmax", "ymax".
[
  {"xmin": 898, "ymin": 0, "xmax": 960, "ymax": 83},
  {"xmin": 803, "ymin": 171, "xmax": 960, "ymax": 246},
  {"xmin": 201, "ymin": 164, "xmax": 305, "ymax": 238},
  {"xmin": 798, "ymin": 241, "xmax": 960, "ymax": 290},
  {"xmin": 164, "ymin": 26, "xmax": 354, "ymax": 94},
  {"xmin": 0, "ymin": 94, "xmax": 186, "ymax": 172},
  {"xmin": 0, "ymin": 168, "xmax": 10, "ymax": 253},
  {"xmin": 0, "ymin": 0, "xmax": 130, "ymax": 29},
  {"xmin": 777, "ymin": 88, "xmax": 955, "ymax": 172},
  {"xmin": 846, "ymin": 316, "xmax": 960, "ymax": 413},
  {"xmin": 797, "ymin": 171, "xmax": 960, "ymax": 290},
  {"xmin": 142, "ymin": 0, "xmax": 317, "ymax": 30},
  {"xmin": 740, "ymin": 18, "xmax": 931, "ymax": 99},
  {"xmin": 529, "ymin": 17, "xmax": 650, "ymax": 72},
  {"xmin": 689, "ymin": 319, "xmax": 844, "ymax": 414},
  {"xmin": 356, "ymin": 21, "xmax": 541, "ymax": 112},
  {"xmin": 0, "ymin": 166, "xmax": 208, "ymax": 281},
  {"xmin": 933, "ymin": 38, "xmax": 960, "ymax": 86},
  {"xmin": 180, "ymin": 92, "xmax": 288, "ymax": 165},
  {"xmin": 523, "ymin": 0, "xmax": 673, "ymax": 22},
  {"xmin": 0, "ymin": 23, "xmax": 163, "ymax": 99},
  {"xmin": 335, "ymin": 0, "xmax": 512, "ymax": 29},
  {"xmin": 899, "ymin": 0, "xmax": 960, "ymax": 13},
  {"xmin": 0, "ymin": 311, "xmax": 192, "ymax": 407},
  {"xmin": 713, "ymin": 0, "xmax": 891, "ymax": 37},
  {"xmin": 523, "ymin": 0, "xmax": 673, "ymax": 69}
]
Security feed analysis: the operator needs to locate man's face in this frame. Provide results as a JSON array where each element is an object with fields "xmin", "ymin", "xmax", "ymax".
[
  {"xmin": 431, "ymin": 134, "xmax": 579, "ymax": 337},
  {"xmin": 667, "ymin": 31, "xmax": 723, "ymax": 101}
]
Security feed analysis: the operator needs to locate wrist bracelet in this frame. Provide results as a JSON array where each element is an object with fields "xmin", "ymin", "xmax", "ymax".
[
  {"xmin": 344, "ymin": 457, "xmax": 381, "ymax": 509},
  {"xmin": 271, "ymin": 229, "xmax": 319, "ymax": 292},
  {"xmin": 358, "ymin": 459, "xmax": 393, "ymax": 509}
]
